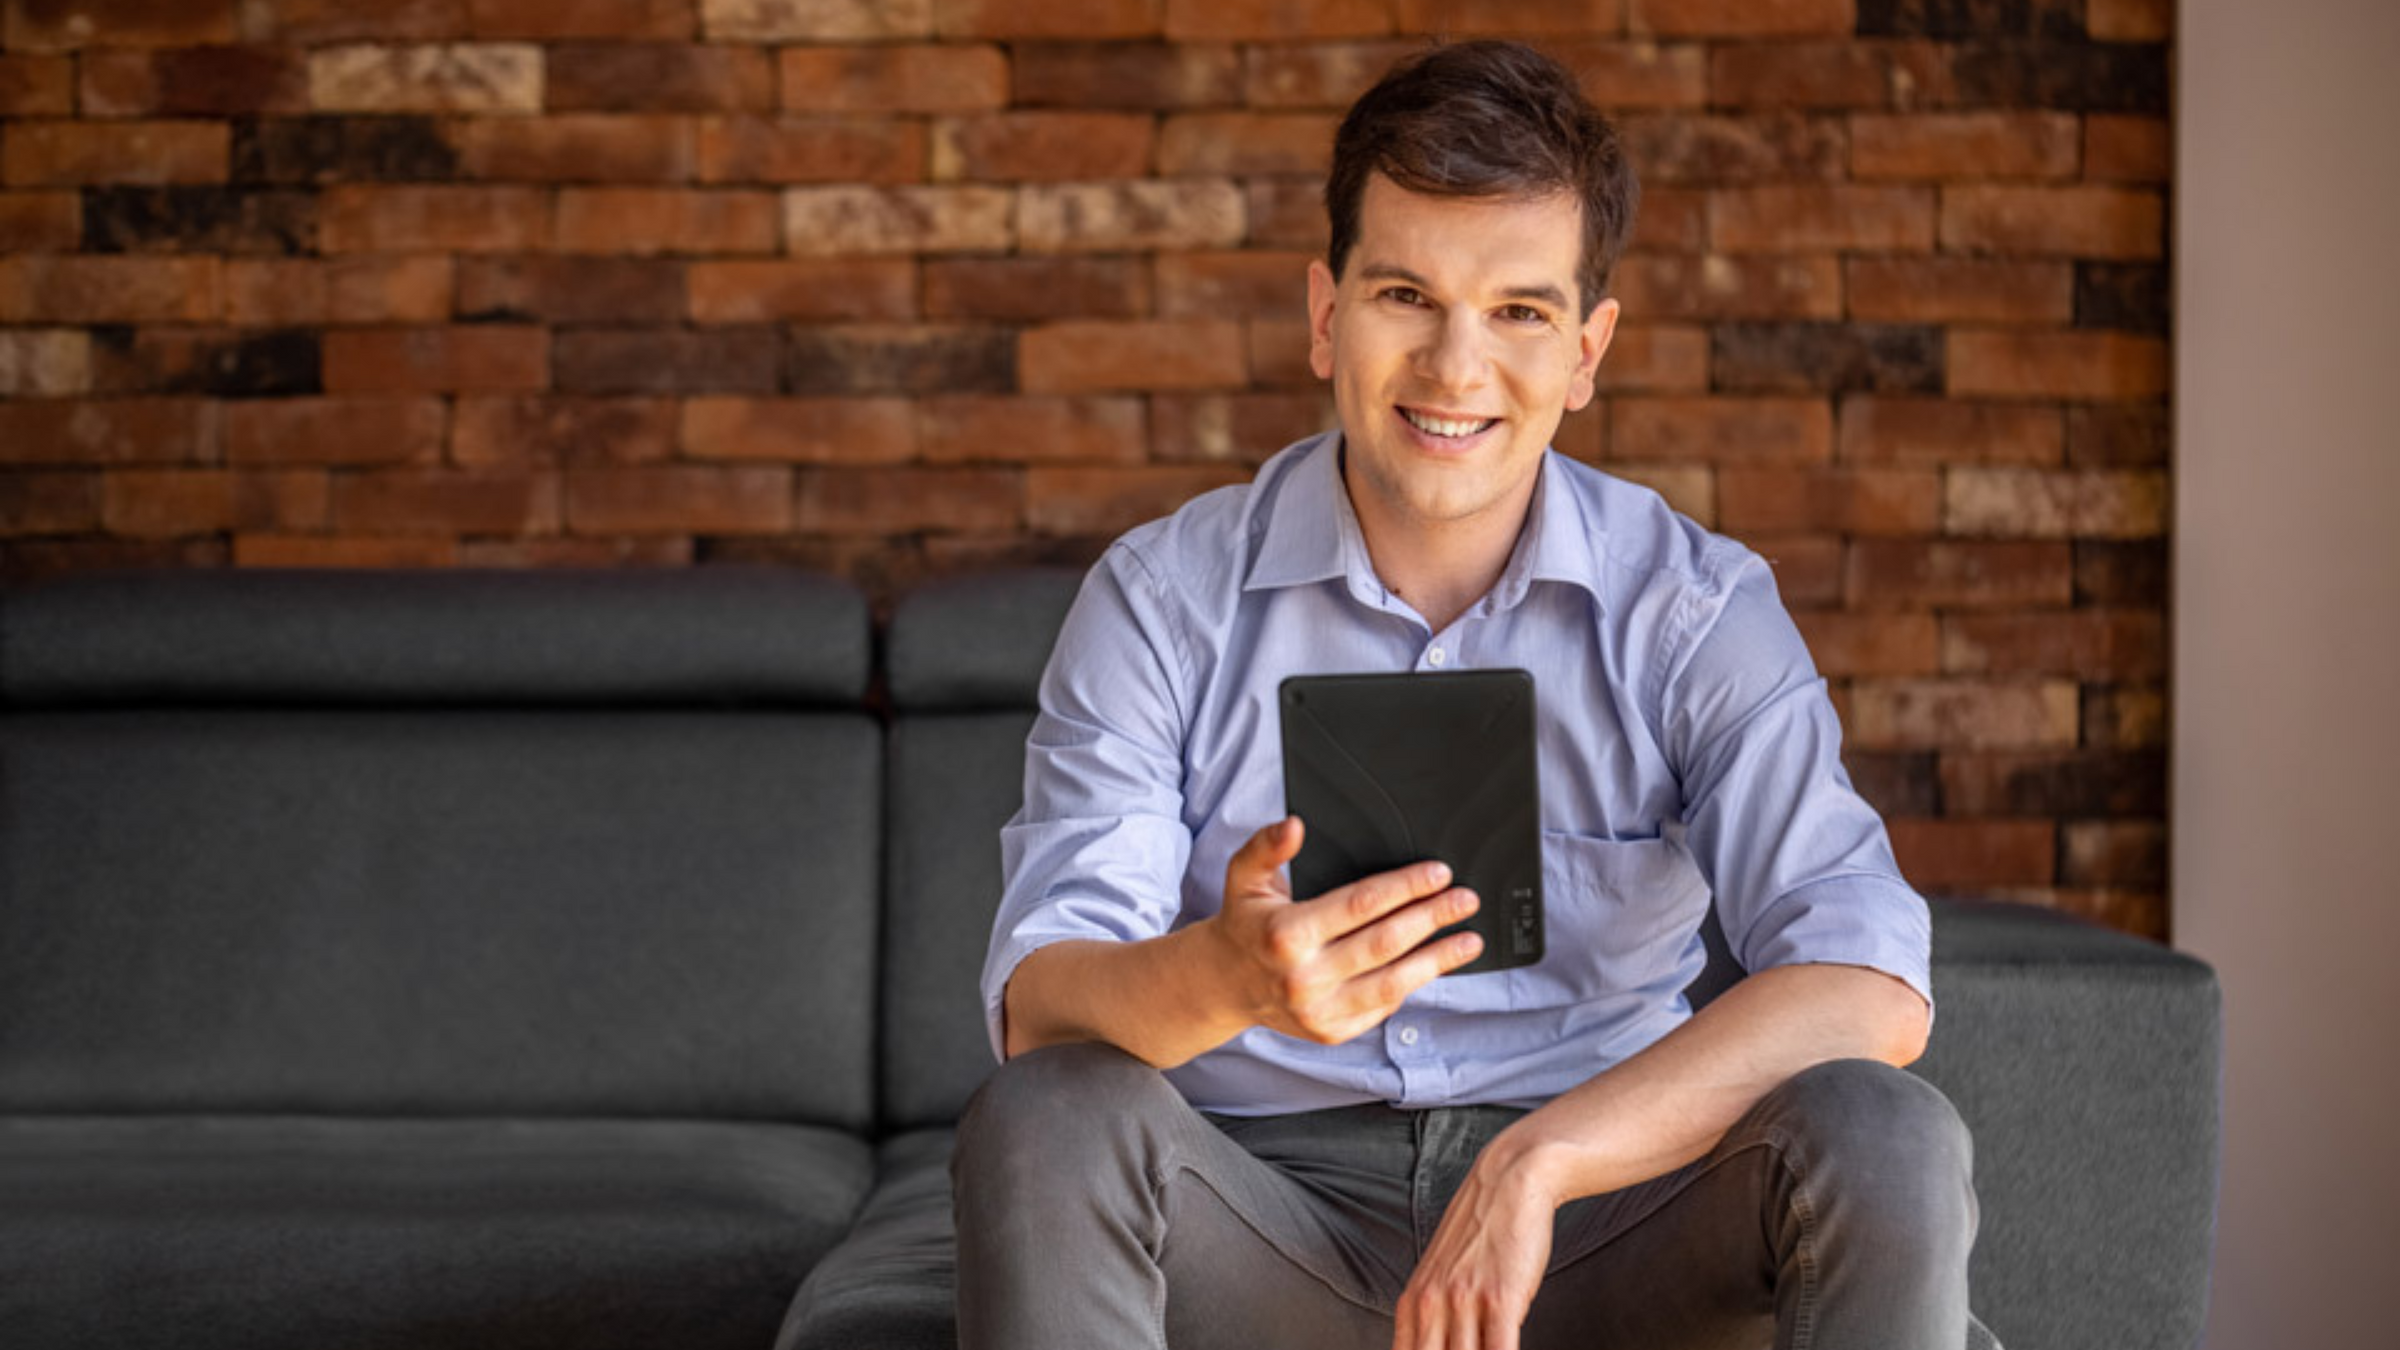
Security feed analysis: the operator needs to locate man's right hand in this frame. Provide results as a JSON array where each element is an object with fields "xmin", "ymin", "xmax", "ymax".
[{"xmin": 1206, "ymin": 816, "xmax": 1484, "ymax": 1046}]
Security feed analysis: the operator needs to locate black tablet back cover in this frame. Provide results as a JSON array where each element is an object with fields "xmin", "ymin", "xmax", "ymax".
[{"xmin": 1279, "ymin": 669, "xmax": 1542, "ymax": 976}]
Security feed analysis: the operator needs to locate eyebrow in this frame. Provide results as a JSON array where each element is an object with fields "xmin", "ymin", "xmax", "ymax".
[{"xmin": 1354, "ymin": 262, "xmax": 1573, "ymax": 312}]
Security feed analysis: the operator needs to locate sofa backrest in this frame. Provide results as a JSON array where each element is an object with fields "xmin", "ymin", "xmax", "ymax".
[
  {"xmin": 877, "ymin": 569, "xmax": 1082, "ymax": 1130},
  {"xmin": 0, "ymin": 568, "xmax": 881, "ymax": 1129}
]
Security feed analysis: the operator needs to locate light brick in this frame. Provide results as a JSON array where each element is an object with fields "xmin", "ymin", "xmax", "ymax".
[
  {"xmin": 331, "ymin": 468, "xmax": 560, "ymax": 534},
  {"xmin": 1851, "ymin": 113, "xmax": 2079, "ymax": 181},
  {"xmin": 1838, "ymin": 397, "xmax": 2061, "ymax": 465},
  {"xmin": 702, "ymin": 0, "xmax": 933, "ymax": 39},
  {"xmin": 1846, "ymin": 539, "xmax": 2073, "ymax": 608},
  {"xmin": 1947, "ymin": 330, "xmax": 2168, "ymax": 400},
  {"xmin": 1614, "ymin": 255, "xmax": 1844, "ymax": 321},
  {"xmin": 1848, "ymin": 679, "xmax": 2079, "ymax": 750},
  {"xmin": 698, "ymin": 116, "xmax": 924, "ymax": 184},
  {"xmin": 688, "ymin": 259, "xmax": 915, "ymax": 323},
  {"xmin": 452, "ymin": 114, "xmax": 695, "ymax": 182},
  {"xmin": 1020, "ymin": 319, "xmax": 1247, "ymax": 393},
  {"xmin": 322, "ymin": 326, "xmax": 549, "ymax": 394},
  {"xmin": 226, "ymin": 398, "xmax": 447, "ymax": 466},
  {"xmin": 783, "ymin": 185, "xmax": 1014, "ymax": 255},
  {"xmin": 1941, "ymin": 186, "xmax": 2164, "ymax": 259},
  {"xmin": 1026, "ymin": 464, "xmax": 1247, "ymax": 535},
  {"xmin": 1, "ymin": 120, "xmax": 228, "ymax": 186},
  {"xmin": 921, "ymin": 394, "xmax": 1147, "ymax": 463},
  {"xmin": 308, "ymin": 44, "xmax": 542, "ymax": 113},
  {"xmin": 1017, "ymin": 180, "xmax": 1245, "ymax": 253},
  {"xmin": 1943, "ymin": 468, "xmax": 2168, "ymax": 539},
  {"xmin": 1594, "ymin": 325, "xmax": 1711, "ymax": 393},
  {"xmin": 450, "ymin": 397, "xmax": 678, "ymax": 467},
  {"xmin": 0, "ymin": 399, "xmax": 213, "ymax": 466},
  {"xmin": 1628, "ymin": 0, "xmax": 1848, "ymax": 37},
  {"xmin": 1941, "ymin": 610, "xmax": 2165, "ymax": 678},
  {"xmin": 932, "ymin": 112, "xmax": 1154, "ymax": 181},
  {"xmin": 1886, "ymin": 819, "xmax": 2056, "ymax": 888},
  {"xmin": 0, "ymin": 329, "xmax": 91, "ymax": 396},
  {"xmin": 1719, "ymin": 466, "xmax": 1941, "ymax": 535},
  {"xmin": 1609, "ymin": 397, "xmax": 1833, "ymax": 464},
  {"xmin": 1165, "ymin": 0, "xmax": 1391, "ymax": 39},
  {"xmin": 681, "ymin": 396, "xmax": 917, "ymax": 463},
  {"xmin": 0, "ymin": 255, "xmax": 220, "ymax": 323},
  {"xmin": 319, "ymin": 185, "xmax": 549, "ymax": 253},
  {"xmin": 567, "ymin": 466, "xmax": 792, "ymax": 533},
  {"xmin": 1792, "ymin": 610, "xmax": 1939, "ymax": 676},
  {"xmin": 795, "ymin": 466, "xmax": 1022, "ymax": 533},
  {"xmin": 779, "ymin": 43, "xmax": 1007, "ymax": 112},
  {"xmin": 1712, "ymin": 186, "xmax": 1935, "ymax": 253},
  {"xmin": 933, "ymin": 0, "xmax": 1162, "ymax": 39},
  {"xmin": 1846, "ymin": 258, "xmax": 2071, "ymax": 324},
  {"xmin": 558, "ymin": 188, "xmax": 778, "ymax": 255},
  {"xmin": 222, "ymin": 256, "xmax": 455, "ymax": 325},
  {"xmin": 232, "ymin": 534, "xmax": 458, "ymax": 567},
  {"xmin": 1157, "ymin": 113, "xmax": 1338, "ymax": 176}
]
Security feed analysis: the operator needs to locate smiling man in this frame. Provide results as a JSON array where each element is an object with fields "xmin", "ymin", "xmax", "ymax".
[{"xmin": 952, "ymin": 40, "xmax": 1997, "ymax": 1350}]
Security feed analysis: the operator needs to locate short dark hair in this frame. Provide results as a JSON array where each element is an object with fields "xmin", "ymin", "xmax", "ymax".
[{"xmin": 1324, "ymin": 40, "xmax": 1639, "ymax": 318}]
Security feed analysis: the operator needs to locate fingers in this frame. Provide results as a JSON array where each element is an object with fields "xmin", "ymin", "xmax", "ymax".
[
  {"xmin": 1320, "ymin": 885, "xmax": 1480, "ymax": 982},
  {"xmin": 1289, "ymin": 856, "xmax": 1455, "ymax": 951}
]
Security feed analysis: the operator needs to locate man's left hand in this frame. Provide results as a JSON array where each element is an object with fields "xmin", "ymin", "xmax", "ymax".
[{"xmin": 1392, "ymin": 1147, "xmax": 1557, "ymax": 1350}]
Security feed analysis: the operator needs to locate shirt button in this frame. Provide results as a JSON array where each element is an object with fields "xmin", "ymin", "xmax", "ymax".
[
  {"xmin": 1426, "ymin": 647, "xmax": 1447, "ymax": 668},
  {"xmin": 1397, "ymin": 1025, "xmax": 1421, "ymax": 1047}
]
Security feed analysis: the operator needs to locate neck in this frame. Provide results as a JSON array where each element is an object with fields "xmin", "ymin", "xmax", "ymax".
[{"xmin": 1343, "ymin": 458, "xmax": 1537, "ymax": 635}]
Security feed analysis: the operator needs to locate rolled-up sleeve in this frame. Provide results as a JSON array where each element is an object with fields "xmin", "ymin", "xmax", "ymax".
[
  {"xmin": 981, "ymin": 545, "xmax": 1198, "ymax": 1062},
  {"xmin": 1659, "ymin": 551, "xmax": 1934, "ymax": 1013}
]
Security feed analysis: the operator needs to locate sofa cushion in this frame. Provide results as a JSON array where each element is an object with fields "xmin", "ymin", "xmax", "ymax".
[
  {"xmin": 776, "ymin": 1128, "xmax": 959, "ymax": 1350},
  {"xmin": 883, "ymin": 568, "xmax": 1080, "ymax": 711},
  {"xmin": 0, "ymin": 1114, "xmax": 870, "ymax": 1350}
]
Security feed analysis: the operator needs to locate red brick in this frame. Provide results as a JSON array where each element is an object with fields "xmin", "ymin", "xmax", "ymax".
[
  {"xmin": 1397, "ymin": 0, "xmax": 1624, "ymax": 36},
  {"xmin": 1940, "ymin": 749, "xmax": 2164, "ymax": 818},
  {"xmin": 1886, "ymin": 818, "xmax": 2056, "ymax": 888},
  {"xmin": 557, "ymin": 187, "xmax": 777, "ymax": 254},
  {"xmin": 319, "ymin": 185, "xmax": 549, "ymax": 253},
  {"xmin": 450, "ymin": 396, "xmax": 677, "ymax": 467},
  {"xmin": 2061, "ymin": 820, "xmax": 2165, "ymax": 888},
  {"xmin": 1849, "ymin": 678, "xmax": 2078, "ymax": 751},
  {"xmin": 464, "ymin": 0, "xmax": 690, "ymax": 38},
  {"xmin": 1943, "ymin": 467, "xmax": 2167, "ymax": 539},
  {"xmin": 244, "ymin": 0, "xmax": 471, "ymax": 43},
  {"xmin": 1846, "ymin": 539, "xmax": 2072, "ymax": 608},
  {"xmin": 779, "ymin": 42, "xmax": 1007, "ymax": 112},
  {"xmin": 681, "ymin": 396, "xmax": 917, "ymax": 463},
  {"xmin": 1719, "ymin": 466, "xmax": 1940, "ymax": 535},
  {"xmin": 1712, "ymin": 186, "xmax": 1935, "ymax": 253},
  {"xmin": 2, "ymin": 54, "xmax": 78, "ymax": 114},
  {"xmin": 0, "ymin": 471, "xmax": 100, "ymax": 535},
  {"xmin": 782, "ymin": 185, "xmax": 1014, "ymax": 255},
  {"xmin": 1158, "ymin": 113, "xmax": 1337, "ymax": 176},
  {"xmin": 1243, "ymin": 318, "xmax": 1314, "ymax": 389},
  {"xmin": 307, "ymin": 43, "xmax": 543, "ymax": 113},
  {"xmin": 0, "ymin": 399, "xmax": 211, "ymax": 466},
  {"xmin": 224, "ymin": 398, "xmax": 445, "ymax": 467},
  {"xmin": 2083, "ymin": 684, "xmax": 2165, "ymax": 749},
  {"xmin": 1629, "ymin": 0, "xmax": 1848, "ymax": 36},
  {"xmin": 932, "ymin": 112, "xmax": 1154, "ymax": 181},
  {"xmin": 697, "ymin": 116, "xmax": 925, "ymax": 184},
  {"xmin": 5, "ymin": 0, "xmax": 237, "ymax": 49},
  {"xmin": 1151, "ymin": 392, "xmax": 1333, "ymax": 463},
  {"xmin": 1625, "ymin": 186, "xmax": 1705, "ymax": 253},
  {"xmin": 1609, "ymin": 397, "xmax": 1832, "ymax": 464},
  {"xmin": 2065, "ymin": 404, "xmax": 2167, "ymax": 467},
  {"xmin": 1791, "ymin": 609, "xmax": 1938, "ymax": 676},
  {"xmin": 222, "ymin": 256, "xmax": 454, "ymax": 324},
  {"xmin": 1838, "ymin": 397, "xmax": 2061, "ymax": 465},
  {"xmin": 1948, "ymin": 330, "xmax": 2168, "ymax": 400},
  {"xmin": 1018, "ymin": 180, "xmax": 1244, "ymax": 253},
  {"xmin": 924, "ymin": 256, "xmax": 1151, "ymax": 319},
  {"xmin": 1941, "ymin": 609, "xmax": 2164, "ymax": 678},
  {"xmin": 458, "ymin": 256, "xmax": 683, "ymax": 324},
  {"xmin": 795, "ymin": 465, "xmax": 1022, "ymax": 533},
  {"xmin": 331, "ymin": 468, "xmax": 559, "ymax": 533},
  {"xmin": 1542, "ymin": 40, "xmax": 1710, "ymax": 109},
  {"xmin": 233, "ymin": 534, "xmax": 459, "ymax": 567},
  {"xmin": 1846, "ymin": 258, "xmax": 2070, "ymax": 324},
  {"xmin": 686, "ymin": 258, "xmax": 913, "ymax": 323},
  {"xmin": 567, "ymin": 465, "xmax": 792, "ymax": 533},
  {"xmin": 0, "ymin": 192, "xmax": 80, "ymax": 250},
  {"xmin": 1600, "ymin": 463, "xmax": 1710, "ymax": 524},
  {"xmin": 1745, "ymin": 532, "xmax": 1843, "ymax": 604},
  {"xmin": 459, "ymin": 535, "xmax": 695, "ymax": 566},
  {"xmin": 1940, "ymin": 186, "xmax": 2163, "ymax": 259},
  {"xmin": 0, "ymin": 328, "xmax": 89, "ymax": 396},
  {"xmin": 702, "ymin": 0, "xmax": 933, "ymax": 40},
  {"xmin": 2087, "ymin": 0, "xmax": 2170, "ymax": 42},
  {"xmin": 2084, "ymin": 115, "xmax": 2168, "ymax": 183},
  {"xmin": 932, "ymin": 0, "xmax": 1162, "ymax": 39},
  {"xmin": 1026, "ymin": 464, "xmax": 1245, "ymax": 535},
  {"xmin": 1595, "ymin": 325, "xmax": 1710, "ymax": 393},
  {"xmin": 1014, "ymin": 40, "xmax": 1240, "ymax": 108},
  {"xmin": 1708, "ymin": 40, "xmax": 1951, "ymax": 110},
  {"xmin": 548, "ymin": 43, "xmax": 776, "ymax": 112},
  {"xmin": 2, "ymin": 120, "xmax": 228, "ymax": 186},
  {"xmin": 1551, "ymin": 405, "xmax": 1604, "ymax": 463},
  {"xmin": 1243, "ymin": 40, "xmax": 1422, "ymax": 109},
  {"xmin": 1156, "ymin": 250, "xmax": 1310, "ymax": 319},
  {"xmin": 78, "ymin": 46, "xmax": 306, "ymax": 116},
  {"xmin": 102, "ymin": 467, "xmax": 330, "ymax": 536},
  {"xmin": 555, "ymin": 327, "xmax": 779, "ymax": 394},
  {"xmin": 1614, "ymin": 255, "xmax": 1842, "ymax": 321},
  {"xmin": 323, "ymin": 326, "xmax": 548, "ymax": 394},
  {"xmin": 1245, "ymin": 179, "xmax": 1323, "ymax": 250},
  {"xmin": 0, "ymin": 537, "xmax": 225, "ymax": 577},
  {"xmin": 1851, "ymin": 113, "xmax": 2078, "ymax": 181},
  {"xmin": 452, "ymin": 114, "xmax": 695, "ymax": 182},
  {"xmin": 1627, "ymin": 115, "xmax": 1844, "ymax": 188},
  {"xmin": 1021, "ymin": 319, "xmax": 1247, "ymax": 393},
  {"xmin": 921, "ymin": 394, "xmax": 1146, "ymax": 463},
  {"xmin": 1165, "ymin": 0, "xmax": 1391, "ymax": 39},
  {"xmin": 0, "ymin": 255, "xmax": 220, "ymax": 323}
]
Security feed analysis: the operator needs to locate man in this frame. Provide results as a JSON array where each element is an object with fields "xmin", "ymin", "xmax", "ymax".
[{"xmin": 954, "ymin": 40, "xmax": 1995, "ymax": 1350}]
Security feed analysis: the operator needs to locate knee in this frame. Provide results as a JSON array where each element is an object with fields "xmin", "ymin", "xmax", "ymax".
[
  {"xmin": 1753, "ymin": 1059, "xmax": 1977, "ymax": 1244},
  {"xmin": 954, "ymin": 1041, "xmax": 1179, "ymax": 1183}
]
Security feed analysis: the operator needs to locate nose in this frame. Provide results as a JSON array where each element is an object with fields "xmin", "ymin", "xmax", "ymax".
[{"xmin": 1412, "ymin": 305, "xmax": 1491, "ymax": 394}]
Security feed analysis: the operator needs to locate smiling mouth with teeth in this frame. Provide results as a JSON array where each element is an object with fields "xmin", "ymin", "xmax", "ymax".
[{"xmin": 1400, "ymin": 407, "xmax": 1499, "ymax": 438}]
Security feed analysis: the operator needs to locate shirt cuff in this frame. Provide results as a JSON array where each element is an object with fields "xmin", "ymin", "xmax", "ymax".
[{"xmin": 1734, "ymin": 872, "xmax": 1935, "ymax": 1023}]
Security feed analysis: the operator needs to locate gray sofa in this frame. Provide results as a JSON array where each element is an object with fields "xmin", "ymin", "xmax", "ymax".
[{"xmin": 0, "ymin": 566, "xmax": 2218, "ymax": 1350}]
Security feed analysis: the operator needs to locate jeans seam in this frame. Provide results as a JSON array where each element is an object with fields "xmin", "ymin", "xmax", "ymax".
[{"xmin": 1159, "ymin": 1160, "xmax": 1393, "ymax": 1320}]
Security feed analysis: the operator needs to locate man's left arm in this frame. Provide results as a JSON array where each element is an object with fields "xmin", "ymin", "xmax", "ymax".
[{"xmin": 1395, "ymin": 553, "xmax": 1935, "ymax": 1350}]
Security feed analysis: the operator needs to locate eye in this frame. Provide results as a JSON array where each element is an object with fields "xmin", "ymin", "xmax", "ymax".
[
  {"xmin": 1379, "ymin": 286, "xmax": 1428, "ymax": 307},
  {"xmin": 1498, "ymin": 304, "xmax": 1551, "ymax": 325}
]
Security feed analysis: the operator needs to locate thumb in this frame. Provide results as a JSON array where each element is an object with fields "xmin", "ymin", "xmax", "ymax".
[{"xmin": 1226, "ymin": 816, "xmax": 1304, "ymax": 904}]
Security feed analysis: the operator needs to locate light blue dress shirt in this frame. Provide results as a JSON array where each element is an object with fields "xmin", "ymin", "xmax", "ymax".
[{"xmin": 985, "ymin": 432, "xmax": 1932, "ymax": 1115}]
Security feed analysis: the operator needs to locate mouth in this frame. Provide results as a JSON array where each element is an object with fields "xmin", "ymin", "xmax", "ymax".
[{"xmin": 1397, "ymin": 406, "xmax": 1501, "ymax": 442}]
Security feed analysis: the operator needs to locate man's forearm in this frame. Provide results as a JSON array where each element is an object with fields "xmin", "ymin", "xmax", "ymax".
[
  {"xmin": 1483, "ymin": 963, "xmax": 1931, "ymax": 1206},
  {"xmin": 1001, "ymin": 928, "xmax": 1252, "ymax": 1069}
]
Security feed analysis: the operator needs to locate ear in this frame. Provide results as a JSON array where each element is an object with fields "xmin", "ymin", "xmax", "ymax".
[
  {"xmin": 1563, "ymin": 297, "xmax": 1620, "ymax": 413},
  {"xmin": 1307, "ymin": 258, "xmax": 1339, "ymax": 381}
]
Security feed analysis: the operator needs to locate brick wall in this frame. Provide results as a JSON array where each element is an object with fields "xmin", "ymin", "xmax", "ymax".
[{"xmin": 0, "ymin": 0, "xmax": 2171, "ymax": 936}]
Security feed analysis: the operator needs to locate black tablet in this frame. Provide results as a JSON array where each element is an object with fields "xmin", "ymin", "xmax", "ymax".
[{"xmin": 1278, "ymin": 669, "xmax": 1543, "ymax": 976}]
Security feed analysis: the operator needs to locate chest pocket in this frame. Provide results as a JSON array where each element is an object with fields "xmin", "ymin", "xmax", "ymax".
[{"xmin": 1503, "ymin": 829, "xmax": 1712, "ymax": 1011}]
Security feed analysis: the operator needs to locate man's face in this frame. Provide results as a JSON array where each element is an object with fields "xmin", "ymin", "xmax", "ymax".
[{"xmin": 1308, "ymin": 174, "xmax": 1618, "ymax": 544}]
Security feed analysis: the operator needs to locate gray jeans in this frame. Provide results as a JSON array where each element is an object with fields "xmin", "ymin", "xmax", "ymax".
[{"xmin": 952, "ymin": 1043, "xmax": 2000, "ymax": 1350}]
